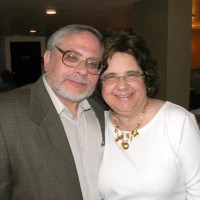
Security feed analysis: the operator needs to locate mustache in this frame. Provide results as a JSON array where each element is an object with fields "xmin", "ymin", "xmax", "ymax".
[{"xmin": 62, "ymin": 74, "xmax": 90, "ymax": 85}]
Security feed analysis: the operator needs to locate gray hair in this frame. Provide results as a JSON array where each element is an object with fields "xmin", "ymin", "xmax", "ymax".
[{"xmin": 46, "ymin": 24, "xmax": 103, "ymax": 52}]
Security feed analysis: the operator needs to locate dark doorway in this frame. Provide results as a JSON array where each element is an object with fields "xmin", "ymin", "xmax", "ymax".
[{"xmin": 10, "ymin": 42, "xmax": 42, "ymax": 87}]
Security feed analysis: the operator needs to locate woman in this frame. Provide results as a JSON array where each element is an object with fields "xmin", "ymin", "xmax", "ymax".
[{"xmin": 98, "ymin": 29, "xmax": 200, "ymax": 200}]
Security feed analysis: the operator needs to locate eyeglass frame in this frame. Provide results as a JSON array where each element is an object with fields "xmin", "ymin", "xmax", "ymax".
[
  {"xmin": 100, "ymin": 71, "xmax": 144, "ymax": 84},
  {"xmin": 55, "ymin": 45, "xmax": 104, "ymax": 75}
]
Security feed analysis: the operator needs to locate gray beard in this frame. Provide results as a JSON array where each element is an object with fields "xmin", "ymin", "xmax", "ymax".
[
  {"xmin": 45, "ymin": 73, "xmax": 96, "ymax": 102},
  {"xmin": 52, "ymin": 84, "xmax": 95, "ymax": 102}
]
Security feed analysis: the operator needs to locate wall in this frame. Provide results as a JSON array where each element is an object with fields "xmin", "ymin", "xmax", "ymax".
[
  {"xmin": 166, "ymin": 0, "xmax": 191, "ymax": 109},
  {"xmin": 0, "ymin": 35, "xmax": 6, "ymax": 71},
  {"xmin": 192, "ymin": 29, "xmax": 200, "ymax": 68},
  {"xmin": 0, "ymin": 1, "xmax": 193, "ymax": 109},
  {"xmin": 133, "ymin": 0, "xmax": 192, "ymax": 109}
]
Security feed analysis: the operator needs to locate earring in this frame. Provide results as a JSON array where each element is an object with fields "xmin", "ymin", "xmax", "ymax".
[{"xmin": 147, "ymin": 87, "xmax": 151, "ymax": 94}]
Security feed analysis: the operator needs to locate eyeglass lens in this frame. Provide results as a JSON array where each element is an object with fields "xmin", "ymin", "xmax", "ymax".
[{"xmin": 63, "ymin": 51, "xmax": 102, "ymax": 74}]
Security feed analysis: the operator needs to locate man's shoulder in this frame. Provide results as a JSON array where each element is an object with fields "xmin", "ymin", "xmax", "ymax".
[
  {"xmin": 0, "ymin": 79, "xmax": 44, "ymax": 110},
  {"xmin": 0, "ymin": 86, "xmax": 32, "ymax": 117}
]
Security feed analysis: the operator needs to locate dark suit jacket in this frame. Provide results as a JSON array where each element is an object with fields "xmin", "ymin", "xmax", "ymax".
[{"xmin": 0, "ymin": 77, "xmax": 105, "ymax": 200}]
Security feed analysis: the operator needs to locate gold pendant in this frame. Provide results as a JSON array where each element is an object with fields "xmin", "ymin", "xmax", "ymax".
[
  {"xmin": 115, "ymin": 134, "xmax": 123, "ymax": 142},
  {"xmin": 112, "ymin": 98, "xmax": 148, "ymax": 150},
  {"xmin": 122, "ymin": 142, "xmax": 129, "ymax": 150},
  {"xmin": 131, "ymin": 130, "xmax": 139, "ymax": 137}
]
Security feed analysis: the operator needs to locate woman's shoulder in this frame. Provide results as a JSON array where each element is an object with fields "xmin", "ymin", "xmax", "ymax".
[
  {"xmin": 150, "ymin": 99, "xmax": 188, "ymax": 112},
  {"xmin": 146, "ymin": 99, "xmax": 194, "ymax": 123},
  {"xmin": 151, "ymin": 99, "xmax": 194, "ymax": 121},
  {"xmin": 164, "ymin": 101, "xmax": 190, "ymax": 114}
]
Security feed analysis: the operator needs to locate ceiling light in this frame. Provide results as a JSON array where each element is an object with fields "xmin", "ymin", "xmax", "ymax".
[
  {"xmin": 30, "ymin": 29, "xmax": 36, "ymax": 33},
  {"xmin": 46, "ymin": 9, "xmax": 57, "ymax": 15}
]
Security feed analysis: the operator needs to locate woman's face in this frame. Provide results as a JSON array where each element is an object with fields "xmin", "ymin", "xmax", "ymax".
[{"xmin": 101, "ymin": 52, "xmax": 147, "ymax": 116}]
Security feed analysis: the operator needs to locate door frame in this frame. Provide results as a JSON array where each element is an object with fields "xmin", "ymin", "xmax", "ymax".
[{"xmin": 5, "ymin": 36, "xmax": 46, "ymax": 73}]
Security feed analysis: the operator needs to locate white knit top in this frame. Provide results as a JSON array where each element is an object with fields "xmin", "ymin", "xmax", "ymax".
[{"xmin": 98, "ymin": 102, "xmax": 200, "ymax": 200}]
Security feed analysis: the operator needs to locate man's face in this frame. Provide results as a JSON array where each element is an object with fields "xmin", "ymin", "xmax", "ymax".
[{"xmin": 44, "ymin": 31, "xmax": 103, "ymax": 103}]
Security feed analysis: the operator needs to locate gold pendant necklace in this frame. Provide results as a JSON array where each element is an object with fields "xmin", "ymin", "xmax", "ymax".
[{"xmin": 113, "ymin": 98, "xmax": 149, "ymax": 150}]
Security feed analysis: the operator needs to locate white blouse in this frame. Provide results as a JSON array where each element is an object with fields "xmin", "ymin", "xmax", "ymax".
[{"xmin": 98, "ymin": 102, "xmax": 200, "ymax": 200}]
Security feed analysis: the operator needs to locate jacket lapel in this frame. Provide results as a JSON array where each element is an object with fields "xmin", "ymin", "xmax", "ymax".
[{"xmin": 30, "ymin": 77, "xmax": 83, "ymax": 199}]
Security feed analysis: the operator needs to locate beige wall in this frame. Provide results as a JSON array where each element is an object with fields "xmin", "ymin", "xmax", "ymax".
[{"xmin": 133, "ymin": 0, "xmax": 191, "ymax": 109}]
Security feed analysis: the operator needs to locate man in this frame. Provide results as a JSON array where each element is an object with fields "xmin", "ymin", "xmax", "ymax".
[{"xmin": 0, "ymin": 24, "xmax": 105, "ymax": 200}]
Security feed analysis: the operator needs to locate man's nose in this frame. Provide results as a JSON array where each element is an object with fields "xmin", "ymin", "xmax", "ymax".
[{"xmin": 74, "ymin": 59, "xmax": 88, "ymax": 75}]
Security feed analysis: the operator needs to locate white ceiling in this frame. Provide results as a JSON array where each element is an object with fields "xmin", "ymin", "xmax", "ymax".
[{"xmin": 0, "ymin": 0, "xmax": 198, "ymax": 37}]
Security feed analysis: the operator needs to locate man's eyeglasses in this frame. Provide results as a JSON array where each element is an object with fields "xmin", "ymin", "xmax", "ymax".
[
  {"xmin": 101, "ymin": 71, "xmax": 144, "ymax": 84},
  {"xmin": 55, "ymin": 45, "xmax": 104, "ymax": 75}
]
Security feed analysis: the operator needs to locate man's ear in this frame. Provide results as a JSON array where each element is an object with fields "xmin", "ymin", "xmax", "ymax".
[{"xmin": 43, "ymin": 50, "xmax": 51, "ymax": 71}]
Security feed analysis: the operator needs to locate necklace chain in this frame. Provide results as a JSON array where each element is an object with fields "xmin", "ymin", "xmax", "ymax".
[{"xmin": 113, "ymin": 98, "xmax": 149, "ymax": 150}]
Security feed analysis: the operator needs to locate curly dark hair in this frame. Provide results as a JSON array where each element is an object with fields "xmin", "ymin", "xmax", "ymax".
[{"xmin": 101, "ymin": 29, "xmax": 158, "ymax": 97}]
